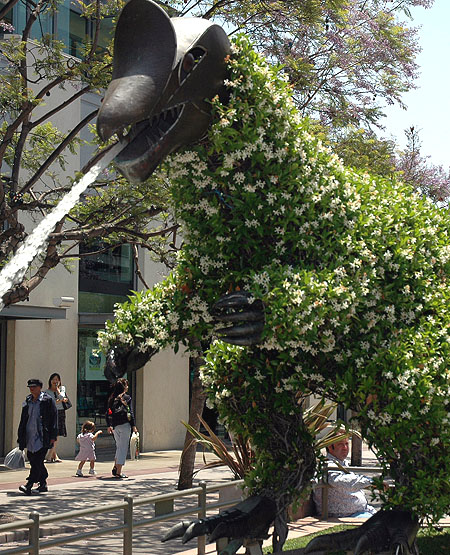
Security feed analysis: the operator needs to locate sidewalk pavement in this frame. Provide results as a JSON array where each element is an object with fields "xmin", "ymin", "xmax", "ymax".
[{"xmin": 0, "ymin": 447, "xmax": 448, "ymax": 554}]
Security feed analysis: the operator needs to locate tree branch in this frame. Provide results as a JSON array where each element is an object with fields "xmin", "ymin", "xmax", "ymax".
[
  {"xmin": 18, "ymin": 109, "xmax": 98, "ymax": 196},
  {"xmin": 0, "ymin": 0, "xmax": 20, "ymax": 20},
  {"xmin": 49, "ymin": 222, "xmax": 178, "ymax": 242},
  {"xmin": 32, "ymin": 85, "xmax": 92, "ymax": 128},
  {"xmin": 132, "ymin": 243, "xmax": 150, "ymax": 289}
]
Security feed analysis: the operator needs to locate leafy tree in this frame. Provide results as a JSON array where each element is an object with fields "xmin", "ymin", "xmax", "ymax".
[
  {"xmin": 173, "ymin": 0, "xmax": 434, "ymax": 129},
  {"xmin": 0, "ymin": 0, "xmax": 176, "ymax": 307},
  {"xmin": 329, "ymin": 126, "xmax": 398, "ymax": 176},
  {"xmin": 327, "ymin": 126, "xmax": 450, "ymax": 205}
]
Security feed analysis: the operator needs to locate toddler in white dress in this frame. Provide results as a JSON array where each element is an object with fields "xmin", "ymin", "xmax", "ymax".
[{"xmin": 75, "ymin": 421, "xmax": 102, "ymax": 476}]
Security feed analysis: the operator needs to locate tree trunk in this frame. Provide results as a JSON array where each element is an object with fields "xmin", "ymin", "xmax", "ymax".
[
  {"xmin": 351, "ymin": 411, "xmax": 362, "ymax": 466},
  {"xmin": 177, "ymin": 347, "xmax": 207, "ymax": 490}
]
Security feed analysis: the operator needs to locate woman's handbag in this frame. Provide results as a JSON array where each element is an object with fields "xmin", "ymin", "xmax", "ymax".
[
  {"xmin": 4, "ymin": 447, "xmax": 26, "ymax": 469},
  {"xmin": 62, "ymin": 397, "xmax": 72, "ymax": 410}
]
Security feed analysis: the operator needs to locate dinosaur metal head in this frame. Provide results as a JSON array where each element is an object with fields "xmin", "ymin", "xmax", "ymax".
[{"xmin": 97, "ymin": 0, "xmax": 231, "ymax": 182}]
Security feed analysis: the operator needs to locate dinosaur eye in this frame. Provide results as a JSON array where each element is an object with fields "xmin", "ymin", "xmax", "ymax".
[
  {"xmin": 179, "ymin": 47, "xmax": 206, "ymax": 83},
  {"xmin": 182, "ymin": 53, "xmax": 195, "ymax": 74}
]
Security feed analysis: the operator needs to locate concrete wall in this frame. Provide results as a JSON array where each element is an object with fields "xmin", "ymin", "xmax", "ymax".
[
  {"xmin": 5, "ymin": 259, "xmax": 79, "ymax": 458},
  {"xmin": 136, "ymin": 349, "xmax": 189, "ymax": 452},
  {"xmin": 135, "ymin": 251, "xmax": 190, "ymax": 452}
]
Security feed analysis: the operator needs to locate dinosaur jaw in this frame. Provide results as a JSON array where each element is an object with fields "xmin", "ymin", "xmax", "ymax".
[
  {"xmin": 113, "ymin": 101, "xmax": 212, "ymax": 182},
  {"xmin": 115, "ymin": 104, "xmax": 186, "ymax": 182}
]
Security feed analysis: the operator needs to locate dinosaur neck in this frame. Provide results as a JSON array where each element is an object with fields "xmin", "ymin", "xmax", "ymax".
[{"xmin": 166, "ymin": 35, "xmax": 357, "ymax": 288}]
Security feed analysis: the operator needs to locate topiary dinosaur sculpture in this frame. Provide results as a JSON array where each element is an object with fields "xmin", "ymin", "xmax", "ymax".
[{"xmin": 96, "ymin": 0, "xmax": 450, "ymax": 552}]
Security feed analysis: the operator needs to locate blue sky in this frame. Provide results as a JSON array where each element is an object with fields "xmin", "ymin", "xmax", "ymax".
[{"xmin": 381, "ymin": 0, "xmax": 449, "ymax": 167}]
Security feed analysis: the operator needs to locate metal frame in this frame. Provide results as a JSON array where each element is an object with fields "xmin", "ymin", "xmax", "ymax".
[{"xmin": 0, "ymin": 479, "xmax": 244, "ymax": 554}]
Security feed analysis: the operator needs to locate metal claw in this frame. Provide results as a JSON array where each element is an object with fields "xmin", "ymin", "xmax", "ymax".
[
  {"xmin": 219, "ymin": 335, "xmax": 263, "ymax": 346},
  {"xmin": 161, "ymin": 520, "xmax": 193, "ymax": 542},
  {"xmin": 217, "ymin": 322, "xmax": 265, "ymax": 338},
  {"xmin": 211, "ymin": 291, "xmax": 255, "ymax": 312},
  {"xmin": 161, "ymin": 496, "xmax": 275, "ymax": 546},
  {"xmin": 104, "ymin": 345, "xmax": 155, "ymax": 382},
  {"xmin": 304, "ymin": 510, "xmax": 419, "ymax": 555},
  {"xmin": 182, "ymin": 519, "xmax": 216, "ymax": 543},
  {"xmin": 216, "ymin": 310, "xmax": 264, "ymax": 323}
]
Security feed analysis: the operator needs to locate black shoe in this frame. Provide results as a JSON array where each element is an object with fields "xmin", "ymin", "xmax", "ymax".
[
  {"xmin": 117, "ymin": 474, "xmax": 128, "ymax": 479},
  {"xmin": 36, "ymin": 483, "xmax": 48, "ymax": 492},
  {"xmin": 112, "ymin": 466, "xmax": 117, "ymax": 477},
  {"xmin": 19, "ymin": 484, "xmax": 32, "ymax": 495}
]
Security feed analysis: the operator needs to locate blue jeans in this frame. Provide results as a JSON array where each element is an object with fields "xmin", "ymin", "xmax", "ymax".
[{"xmin": 350, "ymin": 510, "xmax": 375, "ymax": 518}]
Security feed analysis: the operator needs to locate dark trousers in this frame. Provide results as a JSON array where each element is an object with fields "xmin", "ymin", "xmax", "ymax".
[{"xmin": 26, "ymin": 447, "xmax": 48, "ymax": 486}]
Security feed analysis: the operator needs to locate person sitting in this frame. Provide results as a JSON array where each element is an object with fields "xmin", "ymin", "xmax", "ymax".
[{"xmin": 313, "ymin": 437, "xmax": 377, "ymax": 518}]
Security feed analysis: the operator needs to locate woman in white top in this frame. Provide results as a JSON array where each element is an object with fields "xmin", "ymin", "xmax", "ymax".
[{"xmin": 45, "ymin": 372, "xmax": 68, "ymax": 462}]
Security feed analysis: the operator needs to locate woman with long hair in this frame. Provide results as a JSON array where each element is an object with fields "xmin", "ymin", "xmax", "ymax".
[
  {"xmin": 106, "ymin": 378, "xmax": 138, "ymax": 478},
  {"xmin": 45, "ymin": 372, "xmax": 68, "ymax": 462}
]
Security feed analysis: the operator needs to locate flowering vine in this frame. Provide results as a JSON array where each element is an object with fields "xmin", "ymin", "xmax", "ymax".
[{"xmin": 99, "ymin": 35, "xmax": 450, "ymax": 524}]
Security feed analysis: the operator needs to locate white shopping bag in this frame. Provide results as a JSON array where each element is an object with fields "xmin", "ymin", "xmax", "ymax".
[
  {"xmin": 4, "ymin": 447, "xmax": 26, "ymax": 470},
  {"xmin": 129, "ymin": 432, "xmax": 139, "ymax": 460}
]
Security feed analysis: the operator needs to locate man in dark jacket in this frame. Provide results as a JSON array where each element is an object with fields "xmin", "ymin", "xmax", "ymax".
[{"xmin": 17, "ymin": 378, "xmax": 58, "ymax": 495}]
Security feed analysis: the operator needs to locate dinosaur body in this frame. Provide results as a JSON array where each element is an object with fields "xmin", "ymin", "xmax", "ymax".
[{"xmin": 98, "ymin": 10, "xmax": 450, "ymax": 552}]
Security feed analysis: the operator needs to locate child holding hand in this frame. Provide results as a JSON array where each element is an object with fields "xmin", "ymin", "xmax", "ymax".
[{"xmin": 75, "ymin": 421, "xmax": 102, "ymax": 476}]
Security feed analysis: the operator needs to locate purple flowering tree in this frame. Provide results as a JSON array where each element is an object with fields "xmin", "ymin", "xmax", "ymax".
[
  {"xmin": 176, "ymin": 0, "xmax": 434, "ymax": 128},
  {"xmin": 397, "ymin": 126, "xmax": 450, "ymax": 205}
]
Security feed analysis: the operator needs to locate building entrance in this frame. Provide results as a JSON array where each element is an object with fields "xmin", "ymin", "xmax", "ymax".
[{"xmin": 77, "ymin": 328, "xmax": 110, "ymax": 429}]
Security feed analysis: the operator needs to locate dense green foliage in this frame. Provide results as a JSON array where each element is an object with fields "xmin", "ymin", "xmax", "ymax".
[{"xmin": 100, "ymin": 36, "xmax": 450, "ymax": 525}]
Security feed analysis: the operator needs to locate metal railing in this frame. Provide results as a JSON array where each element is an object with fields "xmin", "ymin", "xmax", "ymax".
[{"xmin": 0, "ymin": 479, "xmax": 245, "ymax": 555}]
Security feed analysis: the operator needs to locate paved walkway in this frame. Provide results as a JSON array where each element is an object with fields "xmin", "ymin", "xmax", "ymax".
[{"xmin": 0, "ymin": 448, "xmax": 448, "ymax": 554}]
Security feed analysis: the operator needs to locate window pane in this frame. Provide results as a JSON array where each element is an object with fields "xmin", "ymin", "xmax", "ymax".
[
  {"xmin": 78, "ymin": 291, "xmax": 128, "ymax": 313},
  {"xmin": 77, "ymin": 329, "xmax": 109, "ymax": 431},
  {"xmin": 69, "ymin": 9, "xmax": 86, "ymax": 58},
  {"xmin": 80, "ymin": 244, "xmax": 133, "ymax": 285},
  {"xmin": 97, "ymin": 15, "xmax": 113, "ymax": 51}
]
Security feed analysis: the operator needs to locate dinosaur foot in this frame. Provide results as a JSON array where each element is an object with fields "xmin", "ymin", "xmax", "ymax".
[
  {"xmin": 304, "ymin": 509, "xmax": 419, "ymax": 554},
  {"xmin": 161, "ymin": 495, "xmax": 276, "ymax": 544},
  {"xmin": 211, "ymin": 291, "xmax": 265, "ymax": 346}
]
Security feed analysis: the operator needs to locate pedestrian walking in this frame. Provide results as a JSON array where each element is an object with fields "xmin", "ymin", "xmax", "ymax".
[
  {"xmin": 106, "ymin": 378, "xmax": 137, "ymax": 479},
  {"xmin": 45, "ymin": 372, "xmax": 70, "ymax": 462},
  {"xmin": 17, "ymin": 378, "xmax": 58, "ymax": 495},
  {"xmin": 75, "ymin": 421, "xmax": 102, "ymax": 476}
]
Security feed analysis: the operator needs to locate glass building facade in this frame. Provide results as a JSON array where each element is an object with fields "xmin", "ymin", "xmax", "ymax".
[{"xmin": 1, "ymin": 0, "xmax": 114, "ymax": 57}]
